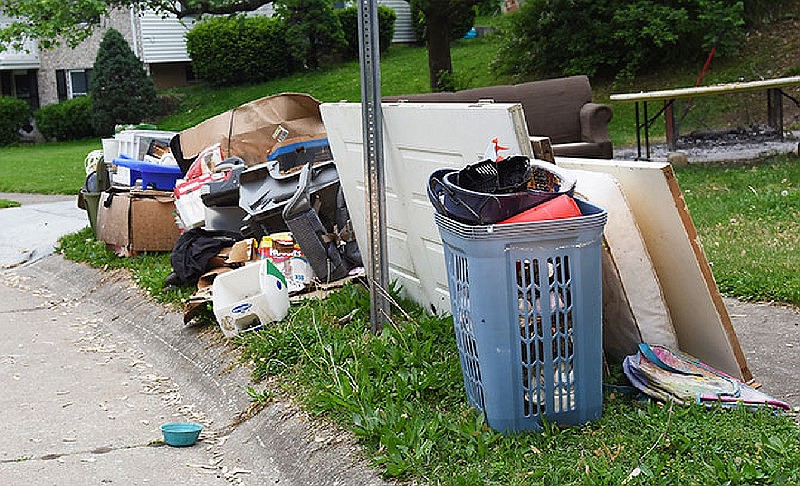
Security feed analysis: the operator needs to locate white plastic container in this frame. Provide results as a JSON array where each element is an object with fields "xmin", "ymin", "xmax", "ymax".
[
  {"xmin": 212, "ymin": 259, "xmax": 290, "ymax": 338},
  {"xmin": 115, "ymin": 130, "xmax": 177, "ymax": 160}
]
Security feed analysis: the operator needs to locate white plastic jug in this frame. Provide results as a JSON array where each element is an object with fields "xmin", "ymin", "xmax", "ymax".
[{"xmin": 212, "ymin": 259, "xmax": 290, "ymax": 338}]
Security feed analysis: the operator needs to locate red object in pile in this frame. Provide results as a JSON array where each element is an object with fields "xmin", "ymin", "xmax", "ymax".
[{"xmin": 498, "ymin": 194, "xmax": 581, "ymax": 224}]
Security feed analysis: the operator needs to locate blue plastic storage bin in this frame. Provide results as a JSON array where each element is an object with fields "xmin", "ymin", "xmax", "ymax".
[
  {"xmin": 114, "ymin": 158, "xmax": 183, "ymax": 190},
  {"xmin": 434, "ymin": 198, "xmax": 607, "ymax": 433}
]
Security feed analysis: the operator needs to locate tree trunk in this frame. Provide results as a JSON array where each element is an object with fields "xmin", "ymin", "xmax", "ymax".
[{"xmin": 425, "ymin": 11, "xmax": 452, "ymax": 91}]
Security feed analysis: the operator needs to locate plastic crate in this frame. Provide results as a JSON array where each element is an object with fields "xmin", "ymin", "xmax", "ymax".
[
  {"xmin": 115, "ymin": 159, "xmax": 183, "ymax": 190},
  {"xmin": 115, "ymin": 130, "xmax": 176, "ymax": 161},
  {"xmin": 434, "ymin": 198, "xmax": 607, "ymax": 433}
]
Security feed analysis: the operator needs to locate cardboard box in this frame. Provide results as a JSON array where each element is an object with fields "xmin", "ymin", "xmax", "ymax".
[
  {"xmin": 96, "ymin": 190, "xmax": 181, "ymax": 255},
  {"xmin": 173, "ymin": 93, "xmax": 328, "ymax": 167}
]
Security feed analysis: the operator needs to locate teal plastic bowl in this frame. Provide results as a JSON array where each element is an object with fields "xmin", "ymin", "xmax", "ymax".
[{"xmin": 161, "ymin": 422, "xmax": 203, "ymax": 447}]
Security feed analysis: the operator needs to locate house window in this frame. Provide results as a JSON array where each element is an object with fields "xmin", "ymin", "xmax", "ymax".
[
  {"xmin": 56, "ymin": 69, "xmax": 93, "ymax": 101},
  {"xmin": 68, "ymin": 69, "xmax": 90, "ymax": 98}
]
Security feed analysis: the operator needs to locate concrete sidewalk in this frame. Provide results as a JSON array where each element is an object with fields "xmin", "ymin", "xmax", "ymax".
[
  {"xmin": 0, "ymin": 193, "xmax": 86, "ymax": 269},
  {"xmin": 0, "ymin": 256, "xmax": 386, "ymax": 485}
]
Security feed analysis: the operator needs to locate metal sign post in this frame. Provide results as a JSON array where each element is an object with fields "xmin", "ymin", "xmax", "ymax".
[{"xmin": 356, "ymin": 0, "xmax": 389, "ymax": 333}]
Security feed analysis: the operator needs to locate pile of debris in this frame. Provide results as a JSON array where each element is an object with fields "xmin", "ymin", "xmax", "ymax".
[{"xmin": 80, "ymin": 94, "xmax": 363, "ymax": 336}]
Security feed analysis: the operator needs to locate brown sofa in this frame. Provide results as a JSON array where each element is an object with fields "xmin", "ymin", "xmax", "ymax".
[{"xmin": 383, "ymin": 75, "xmax": 613, "ymax": 159}]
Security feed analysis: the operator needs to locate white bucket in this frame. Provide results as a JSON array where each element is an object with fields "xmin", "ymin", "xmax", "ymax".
[{"xmin": 212, "ymin": 259, "xmax": 290, "ymax": 338}]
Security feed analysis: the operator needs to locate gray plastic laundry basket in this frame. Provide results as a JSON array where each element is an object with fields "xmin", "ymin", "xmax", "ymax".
[{"xmin": 435, "ymin": 198, "xmax": 607, "ymax": 433}]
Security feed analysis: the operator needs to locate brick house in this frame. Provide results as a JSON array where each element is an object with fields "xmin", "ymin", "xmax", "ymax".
[
  {"xmin": 0, "ymin": 7, "xmax": 195, "ymax": 111},
  {"xmin": 1, "ymin": 2, "xmax": 413, "ymax": 112}
]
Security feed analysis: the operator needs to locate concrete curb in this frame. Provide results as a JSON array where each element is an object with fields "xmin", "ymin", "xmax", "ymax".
[{"xmin": 11, "ymin": 254, "xmax": 387, "ymax": 485}]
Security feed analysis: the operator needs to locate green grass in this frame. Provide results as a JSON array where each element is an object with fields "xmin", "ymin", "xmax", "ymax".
[
  {"xmin": 159, "ymin": 36, "xmax": 508, "ymax": 131},
  {"xmin": 0, "ymin": 139, "xmax": 99, "ymax": 194},
  {"xmin": 675, "ymin": 154, "xmax": 800, "ymax": 305},
  {"xmin": 239, "ymin": 283, "xmax": 800, "ymax": 484},
  {"xmin": 0, "ymin": 199, "xmax": 21, "ymax": 208}
]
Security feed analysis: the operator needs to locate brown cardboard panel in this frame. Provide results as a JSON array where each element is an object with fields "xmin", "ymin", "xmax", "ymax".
[
  {"xmin": 558, "ymin": 158, "xmax": 751, "ymax": 381},
  {"xmin": 95, "ymin": 190, "xmax": 180, "ymax": 254},
  {"xmin": 96, "ymin": 191, "xmax": 132, "ymax": 248},
  {"xmin": 129, "ymin": 196, "xmax": 181, "ymax": 251},
  {"xmin": 225, "ymin": 238, "xmax": 258, "ymax": 264},
  {"xmin": 178, "ymin": 93, "xmax": 328, "ymax": 167}
]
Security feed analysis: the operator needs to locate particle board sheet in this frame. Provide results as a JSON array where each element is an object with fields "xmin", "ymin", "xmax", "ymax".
[
  {"xmin": 570, "ymin": 170, "xmax": 678, "ymax": 360},
  {"xmin": 320, "ymin": 102, "xmax": 532, "ymax": 314},
  {"xmin": 557, "ymin": 158, "xmax": 750, "ymax": 381}
]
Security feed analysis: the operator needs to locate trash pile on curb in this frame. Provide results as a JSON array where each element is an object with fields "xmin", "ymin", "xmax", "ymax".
[
  {"xmin": 76, "ymin": 97, "xmax": 790, "ymax": 436},
  {"xmin": 79, "ymin": 94, "xmax": 363, "ymax": 338}
]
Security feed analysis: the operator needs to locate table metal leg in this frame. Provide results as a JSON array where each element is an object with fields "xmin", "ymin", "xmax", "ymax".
[
  {"xmin": 665, "ymin": 99, "xmax": 678, "ymax": 151},
  {"xmin": 635, "ymin": 102, "xmax": 642, "ymax": 160},
  {"xmin": 644, "ymin": 101, "xmax": 650, "ymax": 160}
]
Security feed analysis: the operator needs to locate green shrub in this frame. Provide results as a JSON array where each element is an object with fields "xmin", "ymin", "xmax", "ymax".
[
  {"xmin": 494, "ymin": 0, "xmax": 745, "ymax": 81},
  {"xmin": 90, "ymin": 28, "xmax": 158, "ymax": 136},
  {"xmin": 336, "ymin": 5, "xmax": 396, "ymax": 60},
  {"xmin": 409, "ymin": 0, "xmax": 475, "ymax": 44},
  {"xmin": 186, "ymin": 15, "xmax": 294, "ymax": 86},
  {"xmin": 34, "ymin": 96, "xmax": 94, "ymax": 141},
  {"xmin": 275, "ymin": 0, "xmax": 346, "ymax": 69},
  {"xmin": 0, "ymin": 96, "xmax": 31, "ymax": 146}
]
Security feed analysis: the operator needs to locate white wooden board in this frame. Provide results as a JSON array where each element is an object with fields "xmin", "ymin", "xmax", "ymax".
[
  {"xmin": 321, "ymin": 102, "xmax": 532, "ymax": 314},
  {"xmin": 558, "ymin": 158, "xmax": 750, "ymax": 380}
]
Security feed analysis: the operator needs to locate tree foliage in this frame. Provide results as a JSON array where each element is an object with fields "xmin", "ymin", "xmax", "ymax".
[
  {"xmin": 186, "ymin": 15, "xmax": 294, "ymax": 86},
  {"xmin": 409, "ymin": 0, "xmax": 475, "ymax": 44},
  {"xmin": 89, "ymin": 28, "xmax": 157, "ymax": 136},
  {"xmin": 336, "ymin": 5, "xmax": 396, "ymax": 60},
  {"xmin": 274, "ymin": 0, "xmax": 346, "ymax": 69},
  {"xmin": 494, "ymin": 0, "xmax": 746, "ymax": 81},
  {"xmin": 411, "ymin": 0, "xmax": 478, "ymax": 91}
]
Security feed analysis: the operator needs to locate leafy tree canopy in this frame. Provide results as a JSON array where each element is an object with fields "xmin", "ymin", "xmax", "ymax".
[{"xmin": 0, "ymin": 0, "xmax": 273, "ymax": 50}]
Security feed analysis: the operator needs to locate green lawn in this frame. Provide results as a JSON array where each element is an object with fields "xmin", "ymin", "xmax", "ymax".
[
  {"xmin": 0, "ymin": 139, "xmax": 100, "ymax": 194},
  {"xmin": 676, "ymin": 155, "xmax": 800, "ymax": 304}
]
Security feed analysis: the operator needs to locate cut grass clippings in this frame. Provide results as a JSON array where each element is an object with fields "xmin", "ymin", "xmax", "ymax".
[
  {"xmin": 0, "ymin": 199, "xmax": 21, "ymax": 208},
  {"xmin": 675, "ymin": 154, "xmax": 800, "ymax": 305},
  {"xmin": 0, "ymin": 139, "xmax": 99, "ymax": 194}
]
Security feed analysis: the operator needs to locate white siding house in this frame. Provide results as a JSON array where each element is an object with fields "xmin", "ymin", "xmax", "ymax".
[
  {"xmin": 378, "ymin": 0, "xmax": 415, "ymax": 43},
  {"xmin": 134, "ymin": 10, "xmax": 195, "ymax": 64}
]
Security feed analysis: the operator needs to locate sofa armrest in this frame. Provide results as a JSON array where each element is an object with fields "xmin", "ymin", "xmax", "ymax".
[{"xmin": 579, "ymin": 103, "xmax": 613, "ymax": 143}]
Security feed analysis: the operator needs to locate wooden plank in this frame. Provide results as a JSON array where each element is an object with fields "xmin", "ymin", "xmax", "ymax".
[
  {"xmin": 558, "ymin": 158, "xmax": 751, "ymax": 381},
  {"xmin": 610, "ymin": 75, "xmax": 800, "ymax": 102}
]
